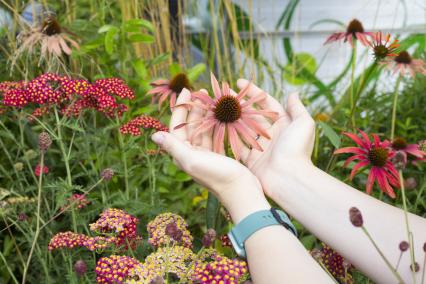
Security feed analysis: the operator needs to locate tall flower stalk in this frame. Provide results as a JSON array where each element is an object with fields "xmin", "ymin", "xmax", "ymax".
[
  {"xmin": 349, "ymin": 43, "xmax": 357, "ymax": 128},
  {"xmin": 390, "ymin": 75, "xmax": 402, "ymax": 140}
]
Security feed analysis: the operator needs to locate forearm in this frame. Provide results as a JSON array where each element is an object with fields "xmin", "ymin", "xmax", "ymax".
[
  {"xmin": 224, "ymin": 178, "xmax": 332, "ymax": 284},
  {"xmin": 267, "ymin": 162, "xmax": 426, "ymax": 283}
]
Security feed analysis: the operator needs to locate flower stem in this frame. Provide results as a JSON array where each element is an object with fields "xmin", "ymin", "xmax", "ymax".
[
  {"xmin": 22, "ymin": 152, "xmax": 44, "ymax": 284},
  {"xmin": 349, "ymin": 43, "xmax": 357, "ymax": 129},
  {"xmin": 117, "ymin": 117, "xmax": 130, "ymax": 200},
  {"xmin": 390, "ymin": 75, "xmax": 402, "ymax": 141},
  {"xmin": 361, "ymin": 226, "xmax": 405, "ymax": 283},
  {"xmin": 399, "ymin": 170, "xmax": 417, "ymax": 284}
]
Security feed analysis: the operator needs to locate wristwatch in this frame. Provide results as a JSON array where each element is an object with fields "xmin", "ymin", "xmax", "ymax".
[{"xmin": 227, "ymin": 208, "xmax": 297, "ymax": 258}]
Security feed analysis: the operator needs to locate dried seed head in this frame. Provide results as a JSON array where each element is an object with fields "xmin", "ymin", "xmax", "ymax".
[
  {"xmin": 349, "ymin": 207, "xmax": 363, "ymax": 227},
  {"xmin": 14, "ymin": 162, "xmax": 24, "ymax": 171},
  {"xmin": 100, "ymin": 168, "xmax": 114, "ymax": 181},
  {"xmin": 74, "ymin": 260, "xmax": 87, "ymax": 277},
  {"xmin": 38, "ymin": 132, "xmax": 52, "ymax": 152},
  {"xmin": 399, "ymin": 241, "xmax": 409, "ymax": 252},
  {"xmin": 404, "ymin": 177, "xmax": 417, "ymax": 190}
]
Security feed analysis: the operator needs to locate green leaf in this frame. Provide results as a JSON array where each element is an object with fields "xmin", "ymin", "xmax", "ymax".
[
  {"xmin": 318, "ymin": 121, "xmax": 341, "ymax": 148},
  {"xmin": 124, "ymin": 19, "xmax": 155, "ymax": 33},
  {"xmin": 283, "ymin": 52, "xmax": 317, "ymax": 85},
  {"xmin": 132, "ymin": 59, "xmax": 148, "ymax": 78},
  {"xmin": 206, "ymin": 193, "xmax": 220, "ymax": 229},
  {"xmin": 169, "ymin": 63, "xmax": 181, "ymax": 76},
  {"xmin": 187, "ymin": 63, "xmax": 206, "ymax": 82},
  {"xmin": 98, "ymin": 25, "xmax": 119, "ymax": 34},
  {"xmin": 300, "ymin": 235, "xmax": 316, "ymax": 250},
  {"xmin": 128, "ymin": 33, "xmax": 154, "ymax": 43},
  {"xmin": 147, "ymin": 53, "xmax": 170, "ymax": 67},
  {"xmin": 104, "ymin": 28, "xmax": 118, "ymax": 55},
  {"xmin": 175, "ymin": 172, "xmax": 192, "ymax": 182}
]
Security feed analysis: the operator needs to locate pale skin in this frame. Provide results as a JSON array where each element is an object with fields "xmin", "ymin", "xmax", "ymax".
[{"xmin": 151, "ymin": 80, "xmax": 426, "ymax": 284}]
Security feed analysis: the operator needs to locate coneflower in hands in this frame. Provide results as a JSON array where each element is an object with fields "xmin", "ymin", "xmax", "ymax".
[{"xmin": 180, "ymin": 73, "xmax": 277, "ymax": 160}]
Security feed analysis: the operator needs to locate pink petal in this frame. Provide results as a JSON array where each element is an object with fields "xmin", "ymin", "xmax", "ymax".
[
  {"xmin": 237, "ymin": 80, "xmax": 252, "ymax": 100},
  {"xmin": 222, "ymin": 81, "xmax": 231, "ymax": 97},
  {"xmin": 190, "ymin": 119, "xmax": 217, "ymax": 141},
  {"xmin": 151, "ymin": 79, "xmax": 169, "ymax": 86},
  {"xmin": 241, "ymin": 93, "xmax": 266, "ymax": 108},
  {"xmin": 366, "ymin": 169, "xmax": 376, "ymax": 195},
  {"xmin": 357, "ymin": 129, "xmax": 371, "ymax": 145},
  {"xmin": 213, "ymin": 123, "xmax": 225, "ymax": 154},
  {"xmin": 244, "ymin": 109, "xmax": 279, "ymax": 120},
  {"xmin": 192, "ymin": 91, "xmax": 214, "ymax": 105},
  {"xmin": 210, "ymin": 73, "xmax": 222, "ymax": 99},
  {"xmin": 233, "ymin": 121, "xmax": 263, "ymax": 151},
  {"xmin": 342, "ymin": 132, "xmax": 367, "ymax": 148},
  {"xmin": 334, "ymin": 147, "xmax": 366, "ymax": 155},
  {"xmin": 371, "ymin": 134, "xmax": 381, "ymax": 147},
  {"xmin": 227, "ymin": 125, "xmax": 242, "ymax": 161},
  {"xmin": 147, "ymin": 86, "xmax": 169, "ymax": 95},
  {"xmin": 241, "ymin": 116, "xmax": 271, "ymax": 139},
  {"xmin": 170, "ymin": 93, "xmax": 177, "ymax": 109},
  {"xmin": 158, "ymin": 90, "xmax": 172, "ymax": 109},
  {"xmin": 350, "ymin": 161, "xmax": 369, "ymax": 180},
  {"xmin": 343, "ymin": 154, "xmax": 365, "ymax": 167}
]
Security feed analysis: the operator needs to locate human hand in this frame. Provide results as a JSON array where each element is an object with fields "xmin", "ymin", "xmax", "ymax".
[
  {"xmin": 151, "ymin": 88, "xmax": 270, "ymax": 222},
  {"xmin": 232, "ymin": 79, "xmax": 316, "ymax": 198}
]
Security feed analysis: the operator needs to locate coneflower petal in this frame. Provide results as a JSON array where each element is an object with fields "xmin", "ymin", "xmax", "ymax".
[
  {"xmin": 241, "ymin": 93, "xmax": 266, "ymax": 108},
  {"xmin": 147, "ymin": 86, "xmax": 169, "ymax": 95},
  {"xmin": 343, "ymin": 132, "xmax": 367, "ymax": 148},
  {"xmin": 343, "ymin": 154, "xmax": 365, "ymax": 167},
  {"xmin": 228, "ymin": 125, "xmax": 241, "ymax": 160},
  {"xmin": 213, "ymin": 123, "xmax": 225, "ymax": 154},
  {"xmin": 190, "ymin": 119, "xmax": 217, "ymax": 142},
  {"xmin": 233, "ymin": 121, "xmax": 263, "ymax": 152},
  {"xmin": 192, "ymin": 91, "xmax": 215, "ymax": 105},
  {"xmin": 366, "ymin": 168, "xmax": 376, "ymax": 195},
  {"xmin": 241, "ymin": 116, "xmax": 271, "ymax": 139},
  {"xmin": 334, "ymin": 147, "xmax": 366, "ymax": 155},
  {"xmin": 210, "ymin": 73, "xmax": 222, "ymax": 99},
  {"xmin": 350, "ymin": 161, "xmax": 369, "ymax": 180}
]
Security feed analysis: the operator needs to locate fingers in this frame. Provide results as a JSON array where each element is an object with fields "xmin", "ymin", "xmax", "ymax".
[
  {"xmin": 187, "ymin": 89, "xmax": 213, "ymax": 150},
  {"xmin": 237, "ymin": 78, "xmax": 285, "ymax": 115},
  {"xmin": 170, "ymin": 88, "xmax": 191, "ymax": 141},
  {"xmin": 151, "ymin": 131, "xmax": 192, "ymax": 169},
  {"xmin": 286, "ymin": 92, "xmax": 312, "ymax": 121}
]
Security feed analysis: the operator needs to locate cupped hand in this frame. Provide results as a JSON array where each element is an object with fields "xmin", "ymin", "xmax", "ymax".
[
  {"xmin": 233, "ymin": 79, "xmax": 316, "ymax": 197},
  {"xmin": 151, "ymin": 88, "xmax": 270, "ymax": 222}
]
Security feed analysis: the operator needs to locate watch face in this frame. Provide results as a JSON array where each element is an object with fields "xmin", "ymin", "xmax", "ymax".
[{"xmin": 227, "ymin": 232, "xmax": 246, "ymax": 258}]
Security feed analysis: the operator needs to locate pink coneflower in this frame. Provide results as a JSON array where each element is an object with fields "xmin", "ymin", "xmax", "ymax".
[
  {"xmin": 367, "ymin": 32, "xmax": 399, "ymax": 62},
  {"xmin": 182, "ymin": 73, "xmax": 276, "ymax": 160},
  {"xmin": 148, "ymin": 73, "xmax": 192, "ymax": 109},
  {"xmin": 391, "ymin": 137, "xmax": 425, "ymax": 159},
  {"xmin": 325, "ymin": 19, "xmax": 373, "ymax": 46},
  {"xmin": 384, "ymin": 51, "xmax": 426, "ymax": 77},
  {"xmin": 334, "ymin": 130, "xmax": 400, "ymax": 198}
]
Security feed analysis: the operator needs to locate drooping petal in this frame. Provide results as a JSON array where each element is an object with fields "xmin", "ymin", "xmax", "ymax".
[
  {"xmin": 190, "ymin": 119, "xmax": 217, "ymax": 142},
  {"xmin": 375, "ymin": 169, "xmax": 396, "ymax": 198},
  {"xmin": 244, "ymin": 109, "xmax": 279, "ymax": 120},
  {"xmin": 334, "ymin": 147, "xmax": 366, "ymax": 155},
  {"xmin": 366, "ymin": 168, "xmax": 376, "ymax": 195},
  {"xmin": 236, "ymin": 80, "xmax": 252, "ymax": 100},
  {"xmin": 170, "ymin": 92, "xmax": 177, "ymax": 109},
  {"xmin": 343, "ymin": 154, "xmax": 366, "ymax": 167},
  {"xmin": 147, "ymin": 86, "xmax": 169, "ymax": 95},
  {"xmin": 210, "ymin": 73, "xmax": 222, "ymax": 99},
  {"xmin": 192, "ymin": 91, "xmax": 215, "ymax": 105},
  {"xmin": 241, "ymin": 93, "xmax": 267, "ymax": 108},
  {"xmin": 241, "ymin": 116, "xmax": 271, "ymax": 139},
  {"xmin": 213, "ymin": 123, "xmax": 225, "ymax": 154},
  {"xmin": 158, "ymin": 90, "xmax": 172, "ymax": 109},
  {"xmin": 350, "ymin": 161, "xmax": 369, "ymax": 180},
  {"xmin": 228, "ymin": 125, "xmax": 242, "ymax": 160},
  {"xmin": 150, "ymin": 79, "xmax": 169, "ymax": 86},
  {"xmin": 233, "ymin": 121, "xmax": 263, "ymax": 152}
]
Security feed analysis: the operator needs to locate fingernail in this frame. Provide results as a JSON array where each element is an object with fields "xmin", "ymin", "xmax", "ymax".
[{"xmin": 151, "ymin": 132, "xmax": 165, "ymax": 145}]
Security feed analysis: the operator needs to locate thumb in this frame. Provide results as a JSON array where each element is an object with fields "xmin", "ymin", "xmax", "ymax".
[
  {"xmin": 286, "ymin": 92, "xmax": 310, "ymax": 120},
  {"xmin": 151, "ymin": 131, "xmax": 192, "ymax": 165}
]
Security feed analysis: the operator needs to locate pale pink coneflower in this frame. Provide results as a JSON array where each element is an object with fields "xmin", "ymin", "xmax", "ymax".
[
  {"xmin": 324, "ymin": 19, "xmax": 373, "ymax": 47},
  {"xmin": 148, "ymin": 73, "xmax": 192, "ymax": 110}
]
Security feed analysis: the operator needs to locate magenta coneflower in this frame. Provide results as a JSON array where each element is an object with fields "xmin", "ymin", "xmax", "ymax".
[
  {"xmin": 391, "ymin": 137, "xmax": 425, "ymax": 159},
  {"xmin": 367, "ymin": 32, "xmax": 400, "ymax": 62},
  {"xmin": 384, "ymin": 51, "xmax": 426, "ymax": 77},
  {"xmin": 148, "ymin": 73, "xmax": 192, "ymax": 109},
  {"xmin": 325, "ymin": 19, "xmax": 373, "ymax": 47},
  {"xmin": 334, "ymin": 130, "xmax": 400, "ymax": 198},
  {"xmin": 181, "ymin": 73, "xmax": 276, "ymax": 160}
]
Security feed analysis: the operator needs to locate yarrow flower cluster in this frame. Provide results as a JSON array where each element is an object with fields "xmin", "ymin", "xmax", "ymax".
[
  {"xmin": 89, "ymin": 208, "xmax": 141, "ymax": 248},
  {"xmin": 0, "ymin": 73, "xmax": 134, "ymax": 118},
  {"xmin": 191, "ymin": 255, "xmax": 248, "ymax": 284},
  {"xmin": 147, "ymin": 213, "xmax": 193, "ymax": 248},
  {"xmin": 95, "ymin": 255, "xmax": 142, "ymax": 284},
  {"xmin": 334, "ymin": 129, "xmax": 425, "ymax": 198},
  {"xmin": 119, "ymin": 115, "xmax": 169, "ymax": 136},
  {"xmin": 47, "ymin": 231, "xmax": 116, "ymax": 252},
  {"xmin": 311, "ymin": 244, "xmax": 352, "ymax": 283}
]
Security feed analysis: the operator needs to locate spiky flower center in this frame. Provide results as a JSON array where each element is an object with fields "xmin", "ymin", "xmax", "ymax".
[
  {"xmin": 373, "ymin": 45, "xmax": 390, "ymax": 60},
  {"xmin": 392, "ymin": 137, "xmax": 407, "ymax": 150},
  {"xmin": 368, "ymin": 147, "xmax": 388, "ymax": 167},
  {"xmin": 394, "ymin": 51, "xmax": 412, "ymax": 64},
  {"xmin": 346, "ymin": 19, "xmax": 364, "ymax": 35},
  {"xmin": 168, "ymin": 73, "xmax": 191, "ymax": 94},
  {"xmin": 42, "ymin": 17, "xmax": 62, "ymax": 36},
  {"xmin": 214, "ymin": 95, "xmax": 241, "ymax": 123}
]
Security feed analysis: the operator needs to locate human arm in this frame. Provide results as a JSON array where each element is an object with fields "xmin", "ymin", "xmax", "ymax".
[
  {"xmin": 151, "ymin": 88, "xmax": 333, "ymax": 284},
  {"xmin": 235, "ymin": 79, "xmax": 426, "ymax": 283}
]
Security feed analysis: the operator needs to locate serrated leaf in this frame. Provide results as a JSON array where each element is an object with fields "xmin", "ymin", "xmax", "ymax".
[{"xmin": 318, "ymin": 121, "xmax": 341, "ymax": 148}]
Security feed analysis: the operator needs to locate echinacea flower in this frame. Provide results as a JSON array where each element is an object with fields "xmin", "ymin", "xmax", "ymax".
[
  {"xmin": 367, "ymin": 32, "xmax": 399, "ymax": 62},
  {"xmin": 384, "ymin": 51, "xmax": 426, "ymax": 77},
  {"xmin": 334, "ymin": 130, "xmax": 400, "ymax": 198},
  {"xmin": 148, "ymin": 73, "xmax": 192, "ymax": 109},
  {"xmin": 183, "ymin": 73, "xmax": 276, "ymax": 160},
  {"xmin": 147, "ymin": 213, "xmax": 193, "ymax": 248},
  {"xmin": 391, "ymin": 137, "xmax": 426, "ymax": 159},
  {"xmin": 15, "ymin": 15, "xmax": 79, "ymax": 59},
  {"xmin": 119, "ymin": 115, "xmax": 169, "ymax": 136},
  {"xmin": 191, "ymin": 255, "xmax": 248, "ymax": 284},
  {"xmin": 324, "ymin": 19, "xmax": 373, "ymax": 47},
  {"xmin": 95, "ymin": 255, "xmax": 142, "ymax": 284}
]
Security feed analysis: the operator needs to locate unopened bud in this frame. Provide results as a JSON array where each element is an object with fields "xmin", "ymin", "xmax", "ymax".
[
  {"xmin": 38, "ymin": 132, "xmax": 52, "ymax": 152},
  {"xmin": 74, "ymin": 260, "xmax": 87, "ymax": 277},
  {"xmin": 349, "ymin": 207, "xmax": 363, "ymax": 227},
  {"xmin": 100, "ymin": 168, "xmax": 114, "ymax": 181},
  {"xmin": 14, "ymin": 162, "xmax": 24, "ymax": 171},
  {"xmin": 202, "ymin": 228, "xmax": 217, "ymax": 247},
  {"xmin": 399, "ymin": 241, "xmax": 409, "ymax": 252}
]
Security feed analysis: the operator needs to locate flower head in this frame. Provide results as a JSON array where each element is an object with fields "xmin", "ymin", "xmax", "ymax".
[
  {"xmin": 35, "ymin": 164, "xmax": 49, "ymax": 177},
  {"xmin": 185, "ymin": 73, "xmax": 276, "ymax": 160},
  {"xmin": 324, "ymin": 19, "xmax": 373, "ymax": 46},
  {"xmin": 101, "ymin": 168, "xmax": 114, "ymax": 181},
  {"xmin": 313, "ymin": 244, "xmax": 353, "ymax": 283},
  {"xmin": 384, "ymin": 51, "xmax": 426, "ymax": 77},
  {"xmin": 148, "ymin": 73, "xmax": 192, "ymax": 109},
  {"xmin": 367, "ymin": 32, "xmax": 399, "ymax": 62},
  {"xmin": 38, "ymin": 131, "xmax": 52, "ymax": 152},
  {"xmin": 391, "ymin": 137, "xmax": 425, "ymax": 160},
  {"xmin": 119, "ymin": 115, "xmax": 169, "ymax": 136},
  {"xmin": 74, "ymin": 260, "xmax": 87, "ymax": 277},
  {"xmin": 334, "ymin": 130, "xmax": 400, "ymax": 198},
  {"xmin": 147, "ymin": 213, "xmax": 193, "ymax": 248},
  {"xmin": 349, "ymin": 207, "xmax": 363, "ymax": 227},
  {"xmin": 399, "ymin": 241, "xmax": 409, "ymax": 252},
  {"xmin": 191, "ymin": 255, "xmax": 248, "ymax": 284},
  {"xmin": 95, "ymin": 255, "xmax": 142, "ymax": 284},
  {"xmin": 48, "ymin": 231, "xmax": 90, "ymax": 251}
]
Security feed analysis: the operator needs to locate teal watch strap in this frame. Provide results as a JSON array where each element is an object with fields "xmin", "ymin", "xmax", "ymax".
[{"xmin": 228, "ymin": 208, "xmax": 297, "ymax": 258}]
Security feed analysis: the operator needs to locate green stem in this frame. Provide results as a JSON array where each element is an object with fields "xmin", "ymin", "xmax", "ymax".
[
  {"xmin": 117, "ymin": 117, "xmax": 130, "ymax": 200},
  {"xmin": 349, "ymin": 43, "xmax": 357, "ymax": 129},
  {"xmin": 0, "ymin": 250, "xmax": 19, "ymax": 284},
  {"xmin": 399, "ymin": 170, "xmax": 417, "ymax": 284},
  {"xmin": 361, "ymin": 226, "xmax": 404, "ymax": 283},
  {"xmin": 390, "ymin": 76, "xmax": 402, "ymax": 141},
  {"xmin": 22, "ymin": 152, "xmax": 44, "ymax": 284}
]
